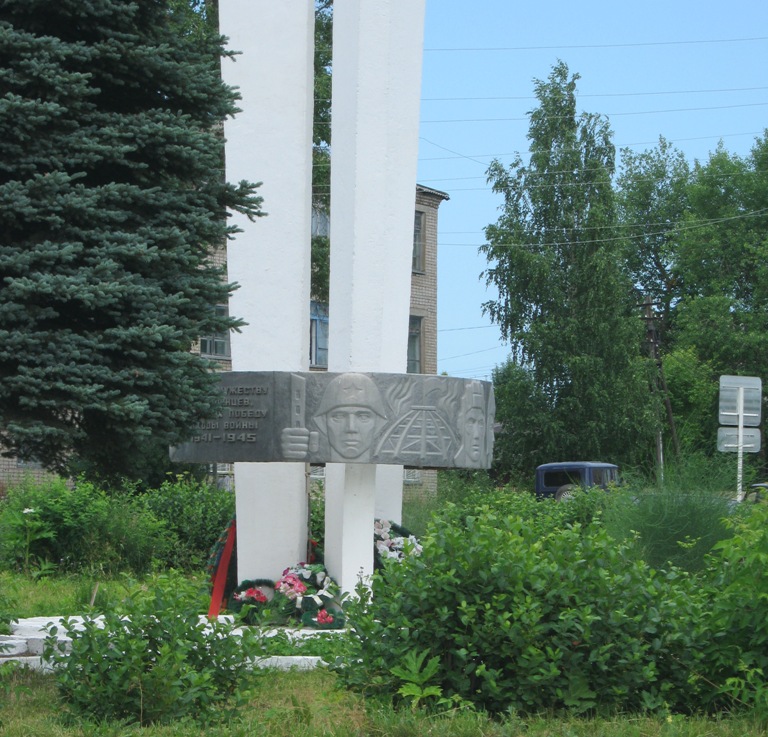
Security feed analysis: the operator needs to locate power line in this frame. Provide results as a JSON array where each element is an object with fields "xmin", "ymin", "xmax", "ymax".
[
  {"xmin": 417, "ymin": 131, "xmax": 766, "ymax": 163},
  {"xmin": 421, "ymin": 101, "xmax": 768, "ymax": 124},
  {"xmin": 422, "ymin": 85, "xmax": 768, "ymax": 102},
  {"xmin": 442, "ymin": 210, "xmax": 766, "ymax": 238},
  {"xmin": 459, "ymin": 208, "xmax": 768, "ymax": 251},
  {"xmin": 440, "ymin": 345, "xmax": 506, "ymax": 361},
  {"xmin": 311, "ymin": 167, "xmax": 762, "ymax": 194},
  {"xmin": 438, "ymin": 325, "xmax": 497, "ymax": 332},
  {"xmin": 321, "ymin": 86, "xmax": 768, "ymax": 104},
  {"xmin": 424, "ymin": 36, "xmax": 768, "ymax": 52}
]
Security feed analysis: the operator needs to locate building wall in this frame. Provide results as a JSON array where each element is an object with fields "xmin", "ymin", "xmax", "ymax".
[
  {"xmin": 191, "ymin": 242, "xmax": 232, "ymax": 368},
  {"xmin": 411, "ymin": 185, "xmax": 448, "ymax": 376},
  {"xmin": 0, "ymin": 457, "xmax": 56, "ymax": 495},
  {"xmin": 407, "ymin": 185, "xmax": 448, "ymax": 497}
]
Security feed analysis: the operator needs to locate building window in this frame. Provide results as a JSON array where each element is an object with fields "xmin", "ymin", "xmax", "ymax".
[
  {"xmin": 407, "ymin": 315, "xmax": 422, "ymax": 373},
  {"xmin": 200, "ymin": 305, "xmax": 230, "ymax": 358},
  {"xmin": 403, "ymin": 468, "xmax": 422, "ymax": 485},
  {"xmin": 311, "ymin": 206, "xmax": 330, "ymax": 238},
  {"xmin": 412, "ymin": 210, "xmax": 425, "ymax": 273},
  {"xmin": 310, "ymin": 300, "xmax": 329, "ymax": 368}
]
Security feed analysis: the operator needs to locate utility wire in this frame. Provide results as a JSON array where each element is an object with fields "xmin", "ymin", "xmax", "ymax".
[
  {"xmin": 417, "ymin": 130, "xmax": 765, "ymax": 161},
  {"xmin": 420, "ymin": 101, "xmax": 768, "ymax": 124},
  {"xmin": 462, "ymin": 208, "xmax": 768, "ymax": 250},
  {"xmin": 422, "ymin": 86, "xmax": 768, "ymax": 101},
  {"xmin": 424, "ymin": 36, "xmax": 768, "ymax": 52}
]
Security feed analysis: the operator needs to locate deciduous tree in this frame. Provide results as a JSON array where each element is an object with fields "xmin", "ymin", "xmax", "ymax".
[
  {"xmin": 482, "ymin": 62, "xmax": 657, "ymax": 472},
  {"xmin": 616, "ymin": 136, "xmax": 691, "ymax": 347}
]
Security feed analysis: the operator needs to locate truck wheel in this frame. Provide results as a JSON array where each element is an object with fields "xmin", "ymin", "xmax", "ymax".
[{"xmin": 555, "ymin": 484, "xmax": 577, "ymax": 502}]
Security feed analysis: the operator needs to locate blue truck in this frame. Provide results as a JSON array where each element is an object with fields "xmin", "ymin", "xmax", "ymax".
[{"xmin": 535, "ymin": 461, "xmax": 620, "ymax": 502}]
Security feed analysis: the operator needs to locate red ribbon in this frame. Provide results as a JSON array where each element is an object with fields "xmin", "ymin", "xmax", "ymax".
[{"xmin": 208, "ymin": 520, "xmax": 236, "ymax": 619}]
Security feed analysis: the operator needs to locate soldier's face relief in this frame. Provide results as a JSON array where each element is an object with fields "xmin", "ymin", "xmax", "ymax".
[
  {"xmin": 326, "ymin": 405, "xmax": 377, "ymax": 459},
  {"xmin": 463, "ymin": 408, "xmax": 486, "ymax": 462}
]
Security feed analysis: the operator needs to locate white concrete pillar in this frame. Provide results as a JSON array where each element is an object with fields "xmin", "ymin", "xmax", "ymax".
[
  {"xmin": 219, "ymin": 1, "xmax": 314, "ymax": 582},
  {"xmin": 325, "ymin": 0, "xmax": 427, "ymax": 593}
]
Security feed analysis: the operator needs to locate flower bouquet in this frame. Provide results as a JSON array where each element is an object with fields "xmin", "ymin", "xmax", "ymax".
[
  {"xmin": 228, "ymin": 579, "xmax": 280, "ymax": 625},
  {"xmin": 373, "ymin": 518, "xmax": 422, "ymax": 569},
  {"xmin": 277, "ymin": 563, "xmax": 345, "ymax": 628},
  {"xmin": 301, "ymin": 606, "xmax": 345, "ymax": 630},
  {"xmin": 230, "ymin": 562, "xmax": 345, "ymax": 629}
]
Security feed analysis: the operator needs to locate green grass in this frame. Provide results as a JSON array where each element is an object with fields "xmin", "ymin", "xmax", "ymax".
[
  {"xmin": 0, "ymin": 570, "xmax": 208, "ymax": 620},
  {"xmin": 401, "ymin": 492, "xmax": 438, "ymax": 537},
  {"xmin": 1, "ymin": 570, "xmax": 110, "ymax": 620},
  {"xmin": 0, "ymin": 666, "xmax": 765, "ymax": 737}
]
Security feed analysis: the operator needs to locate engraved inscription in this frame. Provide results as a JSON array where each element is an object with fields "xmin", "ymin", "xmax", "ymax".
[{"xmin": 188, "ymin": 382, "xmax": 270, "ymax": 445}]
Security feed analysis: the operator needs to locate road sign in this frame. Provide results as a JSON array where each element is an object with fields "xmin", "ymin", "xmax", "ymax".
[
  {"xmin": 719, "ymin": 375, "xmax": 762, "ymax": 426},
  {"xmin": 717, "ymin": 426, "xmax": 762, "ymax": 453}
]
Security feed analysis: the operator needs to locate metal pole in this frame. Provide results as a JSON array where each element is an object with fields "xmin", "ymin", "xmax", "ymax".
[{"xmin": 737, "ymin": 386, "xmax": 744, "ymax": 501}]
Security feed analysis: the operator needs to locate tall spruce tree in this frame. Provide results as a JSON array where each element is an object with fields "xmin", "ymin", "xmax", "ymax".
[
  {"xmin": 482, "ymin": 62, "xmax": 658, "ymax": 471},
  {"xmin": 0, "ymin": 0, "xmax": 262, "ymax": 478}
]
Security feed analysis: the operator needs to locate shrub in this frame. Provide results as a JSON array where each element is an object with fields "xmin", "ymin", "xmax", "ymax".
[
  {"xmin": 437, "ymin": 484, "xmax": 613, "ymax": 536},
  {"xmin": 338, "ymin": 503, "xmax": 706, "ymax": 715},
  {"xmin": 0, "ymin": 477, "xmax": 167, "ymax": 574},
  {"xmin": 43, "ymin": 572, "xmax": 262, "ymax": 726},
  {"xmin": 700, "ymin": 503, "xmax": 768, "ymax": 716},
  {"xmin": 141, "ymin": 476, "xmax": 235, "ymax": 569}
]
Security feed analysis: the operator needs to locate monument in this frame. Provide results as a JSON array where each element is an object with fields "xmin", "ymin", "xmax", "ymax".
[
  {"xmin": 171, "ymin": 371, "xmax": 495, "ymax": 470},
  {"xmin": 204, "ymin": 0, "xmax": 495, "ymax": 594}
]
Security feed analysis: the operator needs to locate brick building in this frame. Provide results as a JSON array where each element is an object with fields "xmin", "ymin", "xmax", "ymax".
[{"xmin": 309, "ymin": 184, "xmax": 448, "ymax": 375}]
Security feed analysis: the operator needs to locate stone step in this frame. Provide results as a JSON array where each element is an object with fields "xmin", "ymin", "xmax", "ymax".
[
  {"xmin": 1, "ymin": 616, "xmax": 327, "ymax": 672},
  {"xmin": 0, "ymin": 636, "xmax": 29, "ymax": 656}
]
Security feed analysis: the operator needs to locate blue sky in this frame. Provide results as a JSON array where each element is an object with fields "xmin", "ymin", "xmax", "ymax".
[{"xmin": 418, "ymin": 0, "xmax": 768, "ymax": 379}]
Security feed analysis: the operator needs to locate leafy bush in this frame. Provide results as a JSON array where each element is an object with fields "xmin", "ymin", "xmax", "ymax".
[
  {"xmin": 141, "ymin": 476, "xmax": 235, "ymax": 569},
  {"xmin": 338, "ymin": 503, "xmax": 706, "ymax": 715},
  {"xmin": 0, "ymin": 477, "xmax": 167, "ymax": 574},
  {"xmin": 438, "ymin": 484, "xmax": 613, "ymax": 536},
  {"xmin": 43, "ymin": 572, "xmax": 262, "ymax": 726},
  {"xmin": 701, "ymin": 503, "xmax": 768, "ymax": 716}
]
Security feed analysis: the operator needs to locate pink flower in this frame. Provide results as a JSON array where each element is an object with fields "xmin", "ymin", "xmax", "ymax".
[
  {"xmin": 276, "ymin": 573, "xmax": 308, "ymax": 600},
  {"xmin": 234, "ymin": 586, "xmax": 269, "ymax": 603},
  {"xmin": 244, "ymin": 587, "xmax": 267, "ymax": 603},
  {"xmin": 316, "ymin": 609, "xmax": 334, "ymax": 624}
]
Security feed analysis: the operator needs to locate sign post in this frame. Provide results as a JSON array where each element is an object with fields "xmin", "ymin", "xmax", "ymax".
[{"xmin": 718, "ymin": 375, "xmax": 762, "ymax": 500}]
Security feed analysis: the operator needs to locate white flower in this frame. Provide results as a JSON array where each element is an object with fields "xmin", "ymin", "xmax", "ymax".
[
  {"xmin": 406, "ymin": 535, "xmax": 423, "ymax": 554},
  {"xmin": 374, "ymin": 519, "xmax": 391, "ymax": 536},
  {"xmin": 22, "ymin": 508, "xmax": 35, "ymax": 514}
]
